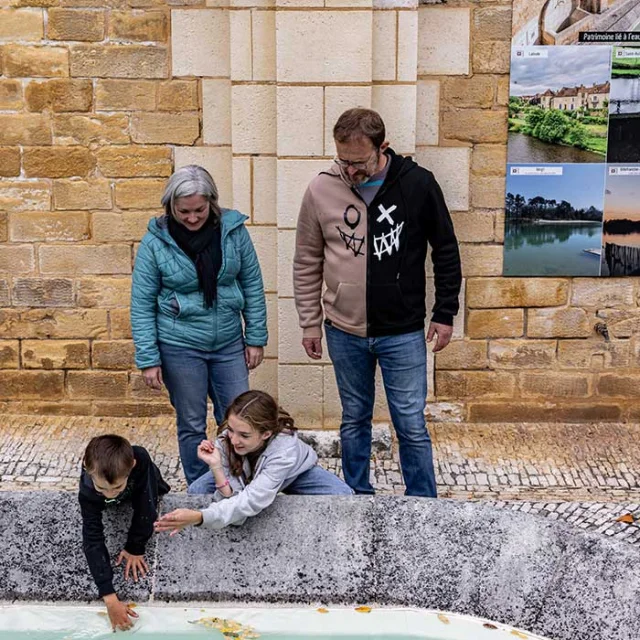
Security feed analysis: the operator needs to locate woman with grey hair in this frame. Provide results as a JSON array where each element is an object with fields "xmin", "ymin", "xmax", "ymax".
[{"xmin": 131, "ymin": 165, "xmax": 268, "ymax": 485}]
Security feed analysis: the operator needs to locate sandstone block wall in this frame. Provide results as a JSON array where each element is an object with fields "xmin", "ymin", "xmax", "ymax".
[{"xmin": 0, "ymin": 0, "xmax": 638, "ymax": 424}]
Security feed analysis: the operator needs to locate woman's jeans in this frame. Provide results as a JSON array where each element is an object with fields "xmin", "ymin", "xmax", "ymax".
[
  {"xmin": 325, "ymin": 323, "xmax": 437, "ymax": 497},
  {"xmin": 159, "ymin": 338, "xmax": 249, "ymax": 485},
  {"xmin": 187, "ymin": 464, "xmax": 354, "ymax": 496}
]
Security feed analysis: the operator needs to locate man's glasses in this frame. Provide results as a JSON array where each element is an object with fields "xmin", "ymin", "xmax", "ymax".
[{"xmin": 334, "ymin": 149, "xmax": 378, "ymax": 171}]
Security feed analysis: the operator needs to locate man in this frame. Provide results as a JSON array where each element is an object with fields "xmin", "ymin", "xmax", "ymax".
[{"xmin": 293, "ymin": 108, "xmax": 461, "ymax": 497}]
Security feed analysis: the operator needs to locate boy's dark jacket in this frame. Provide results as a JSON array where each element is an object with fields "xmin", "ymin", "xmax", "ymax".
[{"xmin": 79, "ymin": 446, "xmax": 169, "ymax": 597}]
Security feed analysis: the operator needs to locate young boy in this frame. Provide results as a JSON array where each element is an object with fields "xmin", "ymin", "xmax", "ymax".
[{"xmin": 79, "ymin": 434, "xmax": 170, "ymax": 631}]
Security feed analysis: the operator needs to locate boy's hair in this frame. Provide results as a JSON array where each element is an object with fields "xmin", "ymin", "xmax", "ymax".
[
  {"xmin": 83, "ymin": 435, "xmax": 135, "ymax": 484},
  {"xmin": 333, "ymin": 108, "xmax": 386, "ymax": 149}
]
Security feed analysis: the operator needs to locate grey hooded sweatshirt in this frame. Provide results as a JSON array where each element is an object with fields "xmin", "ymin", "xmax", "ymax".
[{"xmin": 200, "ymin": 431, "xmax": 318, "ymax": 529}]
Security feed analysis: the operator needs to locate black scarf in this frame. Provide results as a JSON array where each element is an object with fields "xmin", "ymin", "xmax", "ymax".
[{"xmin": 168, "ymin": 213, "xmax": 222, "ymax": 309}]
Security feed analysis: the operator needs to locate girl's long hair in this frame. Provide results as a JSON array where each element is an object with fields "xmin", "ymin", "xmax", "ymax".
[{"xmin": 218, "ymin": 390, "xmax": 296, "ymax": 478}]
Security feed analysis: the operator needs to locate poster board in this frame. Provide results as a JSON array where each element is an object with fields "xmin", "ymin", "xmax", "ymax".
[{"xmin": 504, "ymin": 0, "xmax": 640, "ymax": 277}]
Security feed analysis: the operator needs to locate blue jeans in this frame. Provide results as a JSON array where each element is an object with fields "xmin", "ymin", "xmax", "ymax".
[
  {"xmin": 325, "ymin": 323, "xmax": 437, "ymax": 497},
  {"xmin": 188, "ymin": 464, "xmax": 354, "ymax": 496},
  {"xmin": 159, "ymin": 338, "xmax": 249, "ymax": 485}
]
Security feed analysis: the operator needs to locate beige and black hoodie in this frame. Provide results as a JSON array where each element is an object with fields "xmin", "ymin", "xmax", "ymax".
[{"xmin": 293, "ymin": 149, "xmax": 462, "ymax": 339}]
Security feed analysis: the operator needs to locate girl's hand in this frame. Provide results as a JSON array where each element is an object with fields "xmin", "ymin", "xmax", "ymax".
[
  {"xmin": 197, "ymin": 440, "xmax": 221, "ymax": 467},
  {"xmin": 245, "ymin": 346, "xmax": 264, "ymax": 370},
  {"xmin": 142, "ymin": 366, "xmax": 164, "ymax": 390},
  {"xmin": 154, "ymin": 509, "xmax": 203, "ymax": 536}
]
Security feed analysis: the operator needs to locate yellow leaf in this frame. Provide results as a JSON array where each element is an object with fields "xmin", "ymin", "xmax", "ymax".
[
  {"xmin": 128, "ymin": 603, "xmax": 137, "ymax": 609},
  {"xmin": 437, "ymin": 614, "xmax": 450, "ymax": 625},
  {"xmin": 511, "ymin": 631, "xmax": 528, "ymax": 638},
  {"xmin": 616, "ymin": 514, "xmax": 634, "ymax": 524},
  {"xmin": 355, "ymin": 606, "xmax": 372, "ymax": 613},
  {"xmin": 97, "ymin": 612, "xmax": 107, "ymax": 617},
  {"xmin": 317, "ymin": 608, "xmax": 329, "ymax": 614}
]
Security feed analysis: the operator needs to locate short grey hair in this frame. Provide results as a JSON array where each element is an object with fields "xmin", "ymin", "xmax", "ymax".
[{"xmin": 161, "ymin": 165, "xmax": 222, "ymax": 221}]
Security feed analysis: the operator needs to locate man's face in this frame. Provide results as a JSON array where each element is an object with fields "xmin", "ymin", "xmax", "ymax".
[{"xmin": 334, "ymin": 137, "xmax": 381, "ymax": 186}]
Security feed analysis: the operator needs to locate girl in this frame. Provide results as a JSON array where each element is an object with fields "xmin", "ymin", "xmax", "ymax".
[{"xmin": 154, "ymin": 391, "xmax": 353, "ymax": 533}]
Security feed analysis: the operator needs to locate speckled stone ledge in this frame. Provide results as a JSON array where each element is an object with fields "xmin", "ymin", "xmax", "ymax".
[{"xmin": 1, "ymin": 492, "xmax": 638, "ymax": 640}]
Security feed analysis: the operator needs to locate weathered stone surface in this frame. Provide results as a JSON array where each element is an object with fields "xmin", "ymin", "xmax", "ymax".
[
  {"xmin": 92, "ymin": 340, "xmax": 136, "ymax": 370},
  {"xmin": 0, "ymin": 340, "xmax": 19, "ymax": 368},
  {"xmin": 0, "ymin": 245, "xmax": 34, "ymax": 274},
  {"xmin": 459, "ymin": 245, "xmax": 503, "ymax": 277},
  {"xmin": 0, "ymin": 181, "xmax": 50, "ymax": 212},
  {"xmin": 0, "ymin": 279, "xmax": 9, "ymax": 305},
  {"xmin": 22, "ymin": 339, "xmax": 90, "ymax": 369},
  {"xmin": 442, "ymin": 76, "xmax": 494, "ymax": 108},
  {"xmin": 436, "ymin": 371, "xmax": 516, "ymax": 399},
  {"xmin": 528, "ymin": 308, "xmax": 591, "ymax": 339},
  {"xmin": 157, "ymin": 79, "xmax": 198, "ymax": 111},
  {"xmin": 442, "ymin": 108, "xmax": 508, "ymax": 144},
  {"xmin": 1, "ymin": 45, "xmax": 68, "ymax": 77},
  {"xmin": 472, "ymin": 40, "xmax": 510, "ymax": 74},
  {"xmin": 10, "ymin": 211, "xmax": 90, "ymax": 242},
  {"xmin": 520, "ymin": 372, "xmax": 590, "ymax": 398},
  {"xmin": 489, "ymin": 340, "xmax": 557, "ymax": 369},
  {"xmin": 468, "ymin": 402, "xmax": 621, "ymax": 423},
  {"xmin": 0, "ymin": 371, "xmax": 64, "ymax": 399},
  {"xmin": 471, "ymin": 144, "xmax": 507, "ymax": 176},
  {"xmin": 0, "ymin": 8, "xmax": 43, "ymax": 41},
  {"xmin": 23, "ymin": 147, "xmax": 95, "ymax": 178},
  {"xmin": 12, "ymin": 278, "xmax": 74, "ymax": 306},
  {"xmin": 131, "ymin": 112, "xmax": 199, "ymax": 144},
  {"xmin": 47, "ymin": 8, "xmax": 105, "ymax": 41},
  {"xmin": 558, "ymin": 340, "xmax": 630, "ymax": 369},
  {"xmin": 473, "ymin": 6, "xmax": 512, "ymax": 42},
  {"xmin": 67, "ymin": 371, "xmax": 128, "ymax": 398},
  {"xmin": 95, "ymin": 79, "xmax": 156, "ymax": 111},
  {"xmin": 53, "ymin": 113, "xmax": 130, "ymax": 145},
  {"xmin": 0, "ymin": 147, "xmax": 21, "ymax": 177},
  {"xmin": 114, "ymin": 178, "xmax": 165, "ymax": 209},
  {"xmin": 97, "ymin": 146, "xmax": 171, "ymax": 177},
  {"xmin": 467, "ymin": 278, "xmax": 569, "ymax": 309},
  {"xmin": 76, "ymin": 277, "xmax": 131, "ymax": 307},
  {"xmin": 70, "ymin": 44, "xmax": 168, "ymax": 78},
  {"xmin": 571, "ymin": 279, "xmax": 635, "ymax": 307},
  {"xmin": 597, "ymin": 374, "xmax": 640, "ymax": 398},
  {"xmin": 0, "ymin": 114, "xmax": 52, "ymax": 145},
  {"xmin": 435, "ymin": 340, "xmax": 488, "ymax": 370},
  {"xmin": 470, "ymin": 174, "xmax": 506, "ymax": 209},
  {"xmin": 40, "ymin": 244, "xmax": 131, "ymax": 275},
  {"xmin": 53, "ymin": 179, "xmax": 112, "ymax": 210},
  {"xmin": 109, "ymin": 10, "xmax": 168, "ymax": 41},
  {"xmin": 0, "ymin": 79, "xmax": 23, "ymax": 110},
  {"xmin": 25, "ymin": 79, "xmax": 93, "ymax": 112},
  {"xmin": 0, "ymin": 309, "xmax": 108, "ymax": 339},
  {"xmin": 467, "ymin": 309, "xmax": 524, "ymax": 339}
]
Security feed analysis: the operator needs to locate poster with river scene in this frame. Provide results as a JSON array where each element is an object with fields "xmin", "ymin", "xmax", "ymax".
[{"xmin": 505, "ymin": 0, "xmax": 640, "ymax": 277}]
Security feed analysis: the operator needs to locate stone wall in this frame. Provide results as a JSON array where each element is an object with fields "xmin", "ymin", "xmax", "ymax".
[{"xmin": 0, "ymin": 0, "xmax": 638, "ymax": 424}]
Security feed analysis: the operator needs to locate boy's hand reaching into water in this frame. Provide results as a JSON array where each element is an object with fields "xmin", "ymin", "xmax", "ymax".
[
  {"xmin": 116, "ymin": 550, "xmax": 149, "ymax": 582},
  {"xmin": 103, "ymin": 594, "xmax": 138, "ymax": 632}
]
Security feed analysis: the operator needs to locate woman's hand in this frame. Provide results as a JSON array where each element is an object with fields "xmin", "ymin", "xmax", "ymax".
[
  {"xmin": 154, "ymin": 509, "xmax": 203, "ymax": 536},
  {"xmin": 245, "ymin": 346, "xmax": 264, "ymax": 370},
  {"xmin": 142, "ymin": 366, "xmax": 164, "ymax": 390},
  {"xmin": 197, "ymin": 440, "xmax": 221, "ymax": 468}
]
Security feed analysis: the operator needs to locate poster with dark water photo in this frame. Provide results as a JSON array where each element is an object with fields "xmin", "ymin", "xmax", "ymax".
[{"xmin": 608, "ymin": 46, "xmax": 640, "ymax": 162}]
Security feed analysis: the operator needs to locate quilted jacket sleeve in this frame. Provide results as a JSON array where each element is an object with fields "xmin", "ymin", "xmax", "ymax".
[
  {"xmin": 236, "ymin": 225, "xmax": 268, "ymax": 347},
  {"xmin": 131, "ymin": 235, "xmax": 163, "ymax": 369}
]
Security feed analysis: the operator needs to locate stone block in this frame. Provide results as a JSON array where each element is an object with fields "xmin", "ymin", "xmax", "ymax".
[
  {"xmin": 252, "ymin": 8, "xmax": 275, "ymax": 81},
  {"xmin": 473, "ymin": 40, "xmax": 510, "ymax": 74},
  {"xmin": 128, "ymin": 372, "xmax": 169, "ymax": 399},
  {"xmin": 459, "ymin": 244, "xmax": 503, "ymax": 277},
  {"xmin": 435, "ymin": 340, "xmax": 487, "ymax": 370},
  {"xmin": 467, "ymin": 278, "xmax": 569, "ymax": 309},
  {"xmin": 247, "ymin": 225, "xmax": 276, "ymax": 292},
  {"xmin": 467, "ymin": 308, "xmax": 524, "ymax": 339},
  {"xmin": 471, "ymin": 144, "xmax": 507, "ymax": 177},
  {"xmin": 92, "ymin": 212, "xmax": 152, "ymax": 242},
  {"xmin": 67, "ymin": 371, "xmax": 129, "ymax": 398},
  {"xmin": 450, "ymin": 211, "xmax": 495, "ymax": 243},
  {"xmin": 0, "ymin": 245, "xmax": 34, "ymax": 274},
  {"xmin": 53, "ymin": 179, "xmax": 112, "ymax": 210},
  {"xmin": 473, "ymin": 6, "xmax": 512, "ymax": 43},
  {"xmin": 571, "ymin": 279, "xmax": 635, "ymax": 307},
  {"xmin": 0, "ymin": 341, "xmax": 19, "ymax": 369},
  {"xmin": 263, "ymin": 293, "xmax": 278, "ymax": 360},
  {"xmin": 94, "ymin": 402, "xmax": 174, "ymax": 417},
  {"xmin": 174, "ymin": 147, "xmax": 232, "ymax": 206},
  {"xmin": 12, "ymin": 278, "xmax": 73, "ymax": 307},
  {"xmin": 435, "ymin": 370, "xmax": 515, "ymax": 399},
  {"xmin": 22, "ymin": 340, "xmax": 90, "ymax": 369},
  {"xmin": 249, "ymin": 357, "xmax": 277, "ymax": 399},
  {"xmin": 0, "ymin": 79, "xmax": 22, "ymax": 110},
  {"xmin": 496, "ymin": 76, "xmax": 509, "ymax": 106},
  {"xmin": 0, "ymin": 214, "xmax": 5, "ymax": 242},
  {"xmin": 23, "ymin": 147, "xmax": 95, "ymax": 178},
  {"xmin": 53, "ymin": 114, "xmax": 130, "ymax": 145},
  {"xmin": 372, "ymin": 84, "xmax": 416, "ymax": 155},
  {"xmin": 415, "ymin": 146, "xmax": 469, "ymax": 211},
  {"xmin": 0, "ymin": 114, "xmax": 51, "ymax": 145},
  {"xmin": 443, "ymin": 76, "xmax": 495, "ymax": 109},
  {"xmin": 277, "ymin": 297, "xmax": 332, "ymax": 365},
  {"xmin": 0, "ymin": 371, "xmax": 64, "ymax": 400},
  {"xmin": 25, "ymin": 79, "xmax": 93, "ymax": 112},
  {"xmin": 95, "ymin": 79, "xmax": 156, "ymax": 111},
  {"xmin": 597, "ymin": 308, "xmax": 640, "ymax": 339},
  {"xmin": 9, "ymin": 211, "xmax": 89, "ymax": 242},
  {"xmin": 278, "ymin": 364, "xmax": 324, "ymax": 427},
  {"xmin": 277, "ymin": 159, "xmax": 328, "ymax": 228},
  {"xmin": 520, "ymin": 372, "xmax": 590, "ymax": 398},
  {"xmin": 276, "ymin": 10, "xmax": 372, "ymax": 83},
  {"xmin": 528, "ymin": 308, "xmax": 591, "ymax": 339},
  {"xmin": 0, "ymin": 181, "xmax": 50, "ymax": 212},
  {"xmin": 468, "ymin": 402, "xmax": 621, "ymax": 423},
  {"xmin": 489, "ymin": 339, "xmax": 557, "ymax": 369},
  {"xmin": 157, "ymin": 80, "xmax": 199, "ymax": 111},
  {"xmin": 114, "ymin": 178, "xmax": 165, "ymax": 209},
  {"xmin": 171, "ymin": 9, "xmax": 229, "ymax": 76},
  {"xmin": 398, "ymin": 10, "xmax": 418, "ymax": 81},
  {"xmin": 558, "ymin": 339, "xmax": 630, "ymax": 369},
  {"xmin": 442, "ymin": 108, "xmax": 508, "ymax": 145},
  {"xmin": 416, "ymin": 80, "xmax": 439, "ymax": 146},
  {"xmin": 97, "ymin": 146, "xmax": 172, "ymax": 178},
  {"xmin": 372, "ymin": 10, "xmax": 396, "ymax": 81},
  {"xmin": 109, "ymin": 308, "xmax": 132, "ymax": 338},
  {"xmin": 47, "ymin": 8, "xmax": 105, "ymax": 41},
  {"xmin": 92, "ymin": 340, "xmax": 136, "ymax": 369},
  {"xmin": 470, "ymin": 174, "xmax": 507, "ymax": 209},
  {"xmin": 77, "ymin": 277, "xmax": 131, "ymax": 307},
  {"xmin": 231, "ymin": 84, "xmax": 276, "ymax": 154},
  {"xmin": 202, "ymin": 79, "xmax": 231, "ymax": 145},
  {"xmin": 425, "ymin": 401, "xmax": 464, "ymax": 423},
  {"xmin": 0, "ymin": 8, "xmax": 43, "ymax": 41},
  {"xmin": 253, "ymin": 156, "xmax": 276, "ymax": 225},
  {"xmin": 0, "ymin": 147, "xmax": 20, "ymax": 177},
  {"xmin": 277, "ymin": 86, "xmax": 324, "ymax": 157},
  {"xmin": 70, "ymin": 44, "xmax": 168, "ymax": 78},
  {"xmin": 230, "ymin": 9, "xmax": 251, "ymax": 80},
  {"xmin": 2, "ymin": 45, "xmax": 68, "ymax": 77},
  {"xmin": 39, "ymin": 245, "xmax": 131, "ymax": 275},
  {"xmin": 232, "ymin": 156, "xmax": 251, "ymax": 215},
  {"xmin": 0, "ymin": 309, "xmax": 108, "ymax": 339},
  {"xmin": 418, "ymin": 7, "xmax": 470, "ymax": 75},
  {"xmin": 110, "ymin": 10, "xmax": 168, "ymax": 41},
  {"xmin": 324, "ymin": 85, "xmax": 372, "ymax": 156},
  {"xmin": 131, "ymin": 112, "xmax": 199, "ymax": 144},
  {"xmin": 596, "ymin": 374, "xmax": 640, "ymax": 398},
  {"xmin": 277, "ymin": 229, "xmax": 295, "ymax": 298}
]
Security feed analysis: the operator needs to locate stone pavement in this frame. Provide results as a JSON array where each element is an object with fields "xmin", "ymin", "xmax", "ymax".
[{"xmin": 1, "ymin": 415, "xmax": 639, "ymax": 544}]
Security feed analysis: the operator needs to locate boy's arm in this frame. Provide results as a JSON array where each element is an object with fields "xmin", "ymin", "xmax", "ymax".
[
  {"xmin": 79, "ymin": 492, "xmax": 116, "ymax": 598},
  {"xmin": 126, "ymin": 453, "xmax": 160, "ymax": 556}
]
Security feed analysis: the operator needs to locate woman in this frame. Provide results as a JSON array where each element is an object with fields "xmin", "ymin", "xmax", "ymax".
[
  {"xmin": 154, "ymin": 390, "xmax": 353, "ymax": 533},
  {"xmin": 131, "ymin": 165, "xmax": 267, "ymax": 485}
]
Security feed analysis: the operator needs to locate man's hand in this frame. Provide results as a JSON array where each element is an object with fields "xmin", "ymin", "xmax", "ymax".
[
  {"xmin": 245, "ymin": 346, "xmax": 264, "ymax": 370},
  {"xmin": 142, "ymin": 366, "xmax": 163, "ymax": 390},
  {"xmin": 302, "ymin": 337, "xmax": 322, "ymax": 360},
  {"xmin": 116, "ymin": 550, "xmax": 149, "ymax": 582},
  {"xmin": 426, "ymin": 322, "xmax": 453, "ymax": 353},
  {"xmin": 197, "ymin": 440, "xmax": 221, "ymax": 467},
  {"xmin": 103, "ymin": 594, "xmax": 138, "ymax": 632},
  {"xmin": 154, "ymin": 508, "xmax": 203, "ymax": 536}
]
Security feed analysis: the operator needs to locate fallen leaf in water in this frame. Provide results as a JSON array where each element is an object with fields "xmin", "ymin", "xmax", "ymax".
[
  {"xmin": 437, "ymin": 614, "xmax": 450, "ymax": 625},
  {"xmin": 128, "ymin": 603, "xmax": 137, "ymax": 609},
  {"xmin": 97, "ymin": 612, "xmax": 107, "ymax": 618},
  {"xmin": 355, "ymin": 606, "xmax": 372, "ymax": 613},
  {"xmin": 511, "ymin": 631, "xmax": 528, "ymax": 638},
  {"xmin": 616, "ymin": 514, "xmax": 634, "ymax": 524},
  {"xmin": 483, "ymin": 622, "xmax": 498, "ymax": 630},
  {"xmin": 317, "ymin": 608, "xmax": 329, "ymax": 614}
]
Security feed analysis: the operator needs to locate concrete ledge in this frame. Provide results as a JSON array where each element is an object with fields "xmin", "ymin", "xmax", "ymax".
[{"xmin": 0, "ymin": 492, "xmax": 638, "ymax": 640}]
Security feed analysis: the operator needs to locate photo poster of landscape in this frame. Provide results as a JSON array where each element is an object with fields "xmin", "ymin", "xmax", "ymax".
[{"xmin": 504, "ymin": 0, "xmax": 640, "ymax": 277}]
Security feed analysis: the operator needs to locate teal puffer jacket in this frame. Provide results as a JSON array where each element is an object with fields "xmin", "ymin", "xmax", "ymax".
[{"xmin": 131, "ymin": 210, "xmax": 268, "ymax": 370}]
